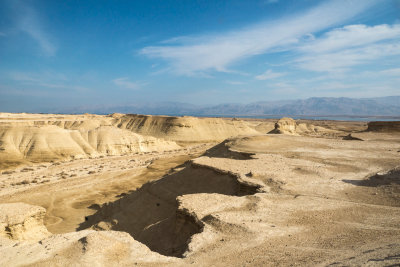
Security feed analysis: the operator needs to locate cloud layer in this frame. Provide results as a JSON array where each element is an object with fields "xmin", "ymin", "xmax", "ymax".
[
  {"xmin": 141, "ymin": 0, "xmax": 379, "ymax": 75},
  {"xmin": 113, "ymin": 77, "xmax": 142, "ymax": 90},
  {"xmin": 255, "ymin": 70, "xmax": 286, "ymax": 80},
  {"xmin": 296, "ymin": 24, "xmax": 400, "ymax": 72}
]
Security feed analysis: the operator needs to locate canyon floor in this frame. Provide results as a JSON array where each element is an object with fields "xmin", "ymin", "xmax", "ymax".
[{"xmin": 0, "ymin": 113, "xmax": 399, "ymax": 266}]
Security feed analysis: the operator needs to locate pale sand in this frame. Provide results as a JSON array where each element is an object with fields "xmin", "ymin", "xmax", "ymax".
[{"xmin": 0, "ymin": 113, "xmax": 399, "ymax": 266}]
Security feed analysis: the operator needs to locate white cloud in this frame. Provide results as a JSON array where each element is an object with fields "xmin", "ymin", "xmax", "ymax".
[
  {"xmin": 296, "ymin": 27, "xmax": 400, "ymax": 72},
  {"xmin": 0, "ymin": 32, "xmax": 5, "ymax": 37},
  {"xmin": 269, "ymin": 76, "xmax": 400, "ymax": 98},
  {"xmin": 226, "ymin": 81, "xmax": 245, "ymax": 85},
  {"xmin": 255, "ymin": 69, "xmax": 285, "ymax": 80},
  {"xmin": 300, "ymin": 24, "xmax": 400, "ymax": 53},
  {"xmin": 113, "ymin": 77, "xmax": 142, "ymax": 90},
  {"xmin": 11, "ymin": 1, "xmax": 56, "ymax": 56},
  {"xmin": 141, "ymin": 0, "xmax": 378, "ymax": 75},
  {"xmin": 380, "ymin": 68, "xmax": 400, "ymax": 76},
  {"xmin": 294, "ymin": 24, "xmax": 400, "ymax": 72}
]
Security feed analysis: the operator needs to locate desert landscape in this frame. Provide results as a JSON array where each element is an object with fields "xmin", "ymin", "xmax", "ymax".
[
  {"xmin": 2, "ymin": 0, "xmax": 400, "ymax": 265},
  {"xmin": 0, "ymin": 112, "xmax": 399, "ymax": 266}
]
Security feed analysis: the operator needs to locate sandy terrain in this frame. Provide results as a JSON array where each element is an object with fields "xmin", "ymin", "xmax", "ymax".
[{"xmin": 0, "ymin": 113, "xmax": 399, "ymax": 266}]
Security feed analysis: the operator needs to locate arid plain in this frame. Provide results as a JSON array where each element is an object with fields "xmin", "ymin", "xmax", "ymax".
[{"xmin": 0, "ymin": 113, "xmax": 399, "ymax": 266}]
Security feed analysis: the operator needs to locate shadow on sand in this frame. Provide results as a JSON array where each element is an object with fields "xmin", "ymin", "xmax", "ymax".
[
  {"xmin": 78, "ymin": 161, "xmax": 260, "ymax": 257},
  {"xmin": 343, "ymin": 169, "xmax": 400, "ymax": 187}
]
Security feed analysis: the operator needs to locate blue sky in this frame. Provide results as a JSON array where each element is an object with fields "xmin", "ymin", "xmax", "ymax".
[{"xmin": 0, "ymin": 0, "xmax": 400, "ymax": 112}]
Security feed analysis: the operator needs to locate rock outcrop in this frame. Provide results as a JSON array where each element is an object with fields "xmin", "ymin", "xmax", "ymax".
[
  {"xmin": 0, "ymin": 203, "xmax": 50, "ymax": 241},
  {"xmin": 269, "ymin": 117, "xmax": 298, "ymax": 135},
  {"xmin": 0, "ymin": 125, "xmax": 180, "ymax": 163},
  {"xmin": 112, "ymin": 114, "xmax": 260, "ymax": 142},
  {"xmin": 0, "ymin": 202, "xmax": 174, "ymax": 266},
  {"xmin": 0, "ymin": 229, "xmax": 174, "ymax": 266},
  {"xmin": 0, "ymin": 113, "xmax": 262, "ymax": 167},
  {"xmin": 269, "ymin": 117, "xmax": 338, "ymax": 136}
]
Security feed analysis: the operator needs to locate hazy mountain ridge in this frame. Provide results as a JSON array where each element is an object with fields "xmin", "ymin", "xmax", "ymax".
[
  {"xmin": 268, "ymin": 97, "xmax": 400, "ymax": 116},
  {"xmin": 45, "ymin": 96, "xmax": 400, "ymax": 116},
  {"xmin": 199, "ymin": 97, "xmax": 400, "ymax": 116}
]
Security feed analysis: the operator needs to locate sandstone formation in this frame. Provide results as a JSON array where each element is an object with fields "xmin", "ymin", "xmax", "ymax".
[
  {"xmin": 269, "ymin": 117, "xmax": 339, "ymax": 136},
  {"xmin": 78, "ymin": 159, "xmax": 262, "ymax": 257},
  {"xmin": 0, "ymin": 124, "xmax": 180, "ymax": 164},
  {"xmin": 0, "ymin": 216, "xmax": 174, "ymax": 266},
  {"xmin": 111, "ymin": 114, "xmax": 259, "ymax": 142},
  {"xmin": 270, "ymin": 117, "xmax": 298, "ymax": 134},
  {"xmin": 0, "ymin": 203, "xmax": 50, "ymax": 240},
  {"xmin": 0, "ymin": 113, "xmax": 261, "ymax": 168},
  {"xmin": 252, "ymin": 121, "xmax": 275, "ymax": 133}
]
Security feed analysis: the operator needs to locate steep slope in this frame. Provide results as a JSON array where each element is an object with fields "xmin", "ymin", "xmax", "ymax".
[
  {"xmin": 112, "ymin": 114, "xmax": 259, "ymax": 142},
  {"xmin": 0, "ymin": 203, "xmax": 174, "ymax": 266},
  {"xmin": 78, "ymin": 161, "xmax": 261, "ymax": 257},
  {"xmin": 0, "ymin": 124, "xmax": 180, "ymax": 165}
]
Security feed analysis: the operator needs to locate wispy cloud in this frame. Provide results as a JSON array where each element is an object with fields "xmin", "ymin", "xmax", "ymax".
[
  {"xmin": 113, "ymin": 77, "xmax": 144, "ymax": 90},
  {"xmin": 296, "ymin": 24, "xmax": 400, "ymax": 72},
  {"xmin": 8, "ymin": 71, "xmax": 88, "ymax": 92},
  {"xmin": 270, "ymin": 82, "xmax": 298, "ymax": 94},
  {"xmin": 226, "ymin": 80, "xmax": 245, "ymax": 85},
  {"xmin": 0, "ymin": 32, "xmax": 6, "ymax": 37},
  {"xmin": 299, "ymin": 24, "xmax": 400, "ymax": 53},
  {"xmin": 255, "ymin": 69, "xmax": 285, "ymax": 80},
  {"xmin": 297, "ymin": 43, "xmax": 400, "ymax": 72},
  {"xmin": 10, "ymin": 1, "xmax": 56, "ymax": 56},
  {"xmin": 9, "ymin": 71, "xmax": 67, "ymax": 83},
  {"xmin": 141, "ymin": 0, "xmax": 378, "ymax": 75},
  {"xmin": 380, "ymin": 68, "xmax": 400, "ymax": 76}
]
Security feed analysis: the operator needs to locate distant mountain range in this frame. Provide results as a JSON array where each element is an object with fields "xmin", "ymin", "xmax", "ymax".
[{"xmin": 58, "ymin": 96, "xmax": 400, "ymax": 117}]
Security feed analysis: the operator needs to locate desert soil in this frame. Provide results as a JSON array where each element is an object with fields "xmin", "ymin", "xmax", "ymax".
[{"xmin": 0, "ymin": 113, "xmax": 399, "ymax": 266}]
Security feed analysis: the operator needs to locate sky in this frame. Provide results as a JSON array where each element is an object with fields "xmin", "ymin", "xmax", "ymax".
[{"xmin": 0, "ymin": 0, "xmax": 400, "ymax": 112}]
